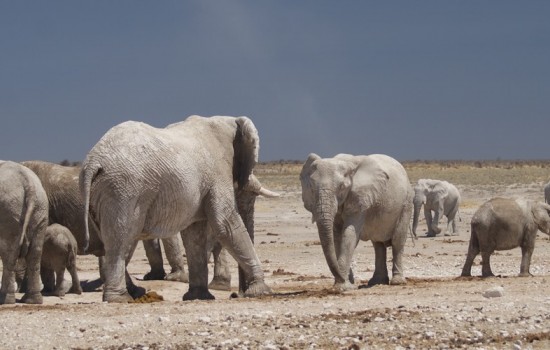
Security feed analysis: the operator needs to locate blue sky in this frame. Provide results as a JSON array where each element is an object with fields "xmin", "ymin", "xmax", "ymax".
[{"xmin": 1, "ymin": 1, "xmax": 549, "ymax": 162}]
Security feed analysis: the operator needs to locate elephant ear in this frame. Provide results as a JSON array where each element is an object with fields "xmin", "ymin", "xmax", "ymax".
[
  {"xmin": 300, "ymin": 153, "xmax": 321, "ymax": 180},
  {"xmin": 532, "ymin": 202, "xmax": 550, "ymax": 234},
  {"xmin": 233, "ymin": 117, "xmax": 259, "ymax": 190}
]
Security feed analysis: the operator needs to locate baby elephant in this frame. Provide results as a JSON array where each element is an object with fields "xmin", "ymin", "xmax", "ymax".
[
  {"xmin": 41, "ymin": 224, "xmax": 82, "ymax": 296},
  {"xmin": 461, "ymin": 198, "xmax": 550, "ymax": 278}
]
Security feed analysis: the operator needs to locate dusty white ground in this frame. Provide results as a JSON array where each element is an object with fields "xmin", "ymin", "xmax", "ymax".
[{"xmin": 1, "ymin": 179, "xmax": 550, "ymax": 349}]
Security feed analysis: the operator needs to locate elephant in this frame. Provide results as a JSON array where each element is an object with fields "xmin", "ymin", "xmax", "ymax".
[
  {"xmin": 544, "ymin": 181, "xmax": 550, "ymax": 204},
  {"xmin": 80, "ymin": 115, "xmax": 272, "ymax": 302},
  {"xmin": 412, "ymin": 179, "xmax": 461, "ymax": 237},
  {"xmin": 40, "ymin": 223, "xmax": 82, "ymax": 296},
  {"xmin": 300, "ymin": 153, "xmax": 413, "ymax": 291},
  {"xmin": 461, "ymin": 197, "xmax": 550, "ymax": 277},
  {"xmin": 21, "ymin": 160, "xmax": 146, "ymax": 297},
  {"xmin": 142, "ymin": 173, "xmax": 279, "ymax": 292},
  {"xmin": 0, "ymin": 161, "xmax": 48, "ymax": 304}
]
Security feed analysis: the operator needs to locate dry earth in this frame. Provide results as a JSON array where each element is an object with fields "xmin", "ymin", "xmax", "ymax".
[{"xmin": 1, "ymin": 163, "xmax": 550, "ymax": 349}]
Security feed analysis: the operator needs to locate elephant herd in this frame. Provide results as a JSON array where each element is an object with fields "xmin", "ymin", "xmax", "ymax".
[{"xmin": 1, "ymin": 115, "xmax": 550, "ymax": 305}]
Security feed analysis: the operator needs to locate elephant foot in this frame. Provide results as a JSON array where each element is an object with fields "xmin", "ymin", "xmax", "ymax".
[
  {"xmin": 52, "ymin": 288, "xmax": 66, "ymax": 297},
  {"xmin": 333, "ymin": 281, "xmax": 356, "ymax": 292},
  {"xmin": 481, "ymin": 272, "xmax": 496, "ymax": 278},
  {"xmin": 460, "ymin": 271, "xmax": 472, "ymax": 277},
  {"xmin": 143, "ymin": 270, "xmax": 166, "ymax": 281},
  {"xmin": 368, "ymin": 275, "xmax": 390, "ymax": 287},
  {"xmin": 243, "ymin": 280, "xmax": 272, "ymax": 298},
  {"xmin": 183, "ymin": 287, "xmax": 215, "ymax": 301},
  {"xmin": 390, "ymin": 275, "xmax": 407, "ymax": 285},
  {"xmin": 0, "ymin": 292, "xmax": 16, "ymax": 304},
  {"xmin": 165, "ymin": 270, "xmax": 189, "ymax": 283},
  {"xmin": 21, "ymin": 292, "xmax": 43, "ymax": 304},
  {"xmin": 444, "ymin": 233, "xmax": 451, "ymax": 237},
  {"xmin": 518, "ymin": 272, "xmax": 533, "ymax": 277},
  {"xmin": 426, "ymin": 232, "xmax": 436, "ymax": 237},
  {"xmin": 127, "ymin": 283, "xmax": 147, "ymax": 299},
  {"xmin": 103, "ymin": 291, "xmax": 134, "ymax": 303},
  {"xmin": 69, "ymin": 285, "xmax": 83, "ymax": 295},
  {"xmin": 208, "ymin": 277, "xmax": 231, "ymax": 291}
]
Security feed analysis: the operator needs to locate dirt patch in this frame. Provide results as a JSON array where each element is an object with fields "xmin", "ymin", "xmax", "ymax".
[{"xmin": 2, "ymin": 168, "xmax": 550, "ymax": 349}]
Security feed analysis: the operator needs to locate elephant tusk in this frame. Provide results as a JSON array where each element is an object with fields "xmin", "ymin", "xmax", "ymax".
[{"xmin": 258, "ymin": 187, "xmax": 280, "ymax": 198}]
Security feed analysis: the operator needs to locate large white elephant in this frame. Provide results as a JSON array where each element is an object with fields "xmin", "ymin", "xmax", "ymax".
[
  {"xmin": 80, "ymin": 115, "xmax": 272, "ymax": 302},
  {"xmin": 300, "ymin": 153, "xmax": 413, "ymax": 291},
  {"xmin": 143, "ymin": 173, "xmax": 279, "ymax": 293},
  {"xmin": 0, "ymin": 161, "xmax": 48, "ymax": 304},
  {"xmin": 412, "ymin": 179, "xmax": 461, "ymax": 237}
]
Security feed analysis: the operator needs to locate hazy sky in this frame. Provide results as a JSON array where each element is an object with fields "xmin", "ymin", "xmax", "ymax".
[{"xmin": 1, "ymin": 1, "xmax": 549, "ymax": 162}]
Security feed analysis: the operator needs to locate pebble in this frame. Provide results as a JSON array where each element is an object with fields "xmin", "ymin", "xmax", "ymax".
[{"xmin": 482, "ymin": 286, "xmax": 504, "ymax": 298}]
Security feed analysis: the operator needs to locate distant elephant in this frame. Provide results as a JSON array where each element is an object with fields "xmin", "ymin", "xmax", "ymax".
[
  {"xmin": 300, "ymin": 153, "xmax": 413, "ymax": 291},
  {"xmin": 80, "ymin": 115, "xmax": 272, "ymax": 302},
  {"xmin": 40, "ymin": 223, "xmax": 82, "ymax": 296},
  {"xmin": 21, "ymin": 160, "xmax": 145, "ymax": 297},
  {"xmin": 0, "ymin": 161, "xmax": 48, "ymax": 304},
  {"xmin": 544, "ymin": 181, "xmax": 550, "ymax": 204},
  {"xmin": 412, "ymin": 179, "xmax": 461, "ymax": 237},
  {"xmin": 142, "ymin": 173, "xmax": 279, "ymax": 293},
  {"xmin": 461, "ymin": 197, "xmax": 550, "ymax": 277}
]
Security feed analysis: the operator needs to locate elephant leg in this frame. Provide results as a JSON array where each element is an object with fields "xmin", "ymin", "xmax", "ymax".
[
  {"xmin": 162, "ymin": 235, "xmax": 188, "ymax": 282},
  {"xmin": 208, "ymin": 192, "xmax": 270, "ymax": 298},
  {"xmin": 461, "ymin": 230, "xmax": 480, "ymax": 277},
  {"xmin": 430, "ymin": 205, "xmax": 443, "ymax": 236},
  {"xmin": 124, "ymin": 240, "xmax": 145, "ymax": 299},
  {"xmin": 368, "ymin": 241, "xmax": 389, "ymax": 286},
  {"xmin": 100, "ymin": 222, "xmax": 138, "ymax": 303},
  {"xmin": 480, "ymin": 251, "xmax": 495, "ymax": 277},
  {"xmin": 41, "ymin": 267, "xmax": 56, "ymax": 293},
  {"xmin": 142, "ymin": 239, "xmax": 166, "ymax": 280},
  {"xmin": 390, "ymin": 213, "xmax": 409, "ymax": 285},
  {"xmin": 102, "ymin": 249, "xmax": 133, "ymax": 302},
  {"xmin": 53, "ymin": 266, "xmax": 66, "ymax": 297},
  {"xmin": 181, "ymin": 222, "xmax": 214, "ymax": 300},
  {"xmin": 333, "ymin": 222, "xmax": 360, "ymax": 291},
  {"xmin": 445, "ymin": 207, "xmax": 459, "ymax": 236},
  {"xmin": 208, "ymin": 242, "xmax": 231, "ymax": 291},
  {"xmin": 425, "ymin": 208, "xmax": 436, "ymax": 237},
  {"xmin": 519, "ymin": 245, "xmax": 534, "ymax": 277},
  {"xmin": 0, "ymin": 254, "xmax": 18, "ymax": 305},
  {"xmin": 67, "ymin": 254, "xmax": 83, "ymax": 294},
  {"xmin": 21, "ymin": 227, "xmax": 45, "ymax": 304}
]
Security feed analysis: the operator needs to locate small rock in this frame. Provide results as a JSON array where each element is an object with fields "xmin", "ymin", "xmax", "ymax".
[
  {"xmin": 198, "ymin": 316, "xmax": 211, "ymax": 323},
  {"xmin": 483, "ymin": 286, "xmax": 504, "ymax": 298},
  {"xmin": 425, "ymin": 331, "xmax": 436, "ymax": 338}
]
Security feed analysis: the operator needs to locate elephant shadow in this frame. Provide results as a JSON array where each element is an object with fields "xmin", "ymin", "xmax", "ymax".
[{"xmin": 79, "ymin": 278, "xmax": 104, "ymax": 293}]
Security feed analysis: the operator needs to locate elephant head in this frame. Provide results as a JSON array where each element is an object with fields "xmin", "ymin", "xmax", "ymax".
[
  {"xmin": 531, "ymin": 202, "xmax": 550, "ymax": 235},
  {"xmin": 300, "ymin": 153, "xmax": 355, "ymax": 283}
]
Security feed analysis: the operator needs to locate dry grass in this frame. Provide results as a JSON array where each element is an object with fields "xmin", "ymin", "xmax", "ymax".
[{"xmin": 255, "ymin": 160, "xmax": 550, "ymax": 190}]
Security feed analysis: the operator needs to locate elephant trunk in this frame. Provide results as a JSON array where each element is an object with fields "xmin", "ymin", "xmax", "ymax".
[
  {"xmin": 315, "ymin": 190, "xmax": 346, "ymax": 284},
  {"xmin": 412, "ymin": 201, "xmax": 421, "ymax": 236}
]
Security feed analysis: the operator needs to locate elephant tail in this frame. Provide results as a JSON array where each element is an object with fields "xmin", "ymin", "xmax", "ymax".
[
  {"xmin": 18, "ymin": 194, "xmax": 35, "ymax": 258},
  {"xmin": 80, "ymin": 161, "xmax": 101, "ymax": 253}
]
